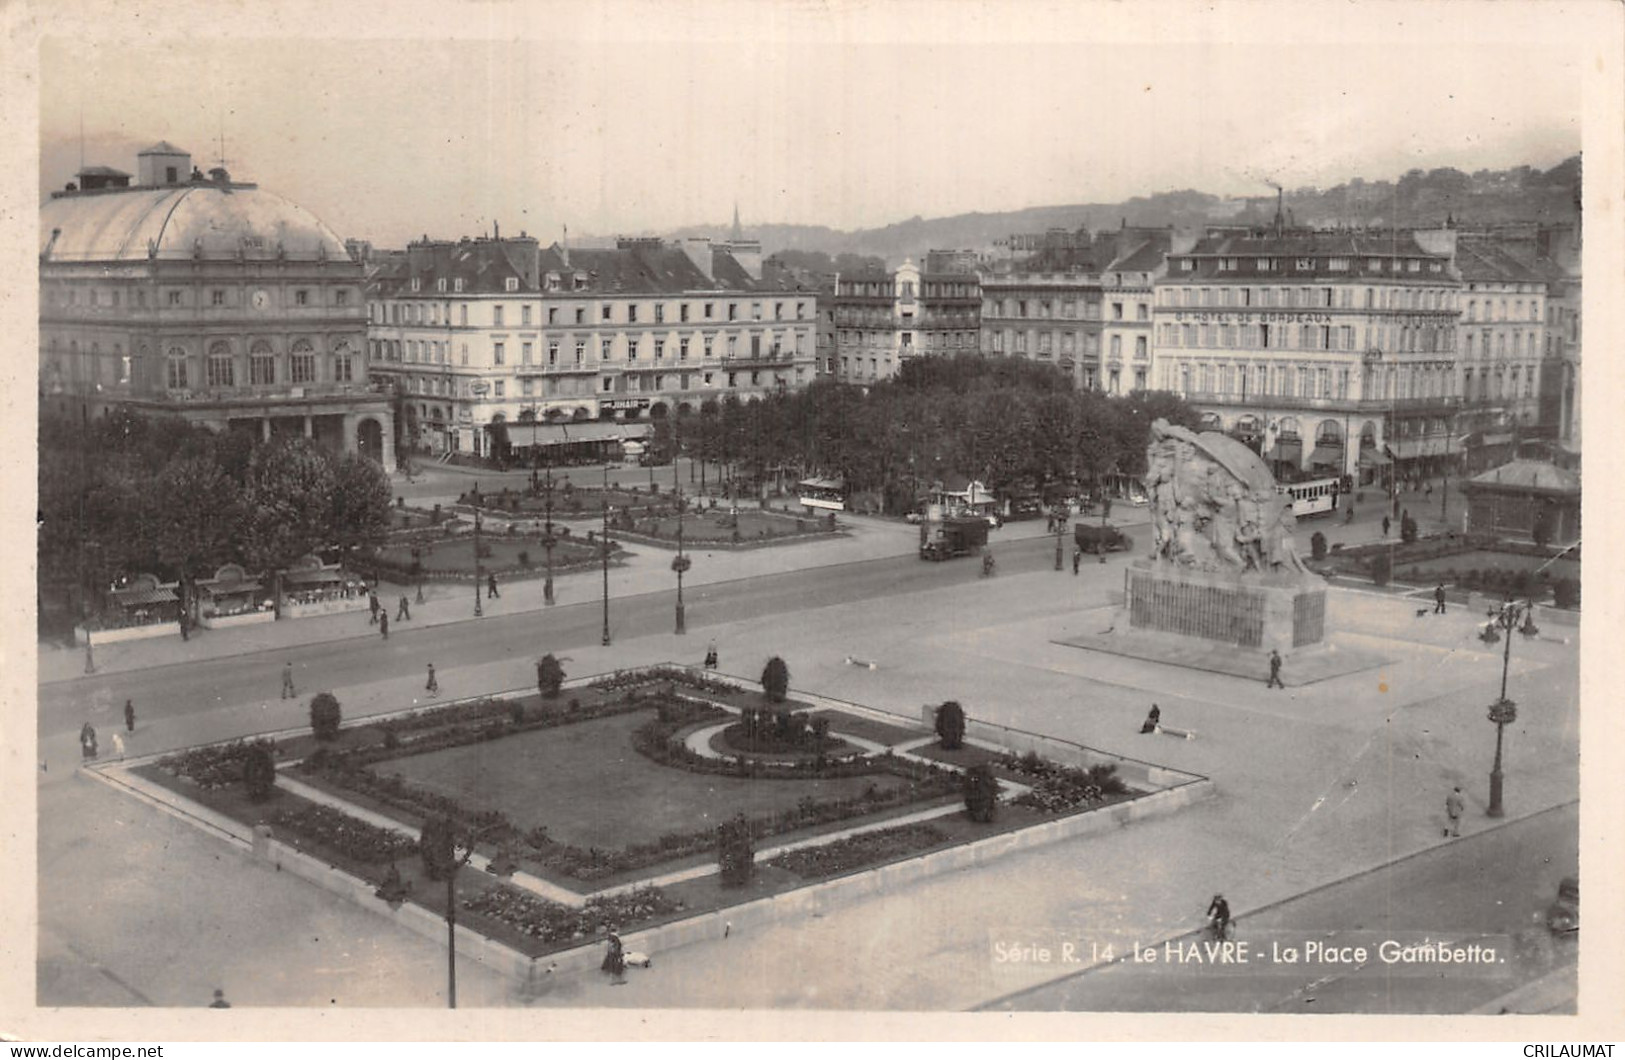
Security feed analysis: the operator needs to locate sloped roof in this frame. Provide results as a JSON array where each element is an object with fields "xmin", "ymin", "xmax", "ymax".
[
  {"xmin": 1466, "ymin": 459, "xmax": 1580, "ymax": 493},
  {"xmin": 1455, "ymin": 238, "xmax": 1549, "ymax": 285},
  {"xmin": 139, "ymin": 141, "xmax": 188, "ymax": 156}
]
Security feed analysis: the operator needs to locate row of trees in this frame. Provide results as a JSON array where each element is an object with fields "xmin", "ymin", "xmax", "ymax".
[
  {"xmin": 39, "ymin": 408, "xmax": 393, "ymax": 622},
  {"xmin": 647, "ymin": 355, "xmax": 1200, "ymax": 513}
]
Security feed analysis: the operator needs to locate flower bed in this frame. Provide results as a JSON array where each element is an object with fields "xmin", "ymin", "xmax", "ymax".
[
  {"xmin": 1000, "ymin": 754, "xmax": 1133, "ymax": 814},
  {"xmin": 461, "ymin": 884, "xmax": 677, "ymax": 945},
  {"xmin": 155, "ymin": 738, "xmax": 278, "ymax": 790},
  {"xmin": 271, "ymin": 804, "xmax": 419, "ymax": 864},
  {"xmin": 766, "ymin": 824, "xmax": 949, "ymax": 879}
]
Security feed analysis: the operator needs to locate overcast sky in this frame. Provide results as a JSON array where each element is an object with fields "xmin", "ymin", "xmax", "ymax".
[{"xmin": 35, "ymin": 1, "xmax": 1586, "ymax": 247}]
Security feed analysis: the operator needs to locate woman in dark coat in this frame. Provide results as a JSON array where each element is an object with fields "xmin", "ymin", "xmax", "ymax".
[{"xmin": 601, "ymin": 928, "xmax": 626, "ymax": 981}]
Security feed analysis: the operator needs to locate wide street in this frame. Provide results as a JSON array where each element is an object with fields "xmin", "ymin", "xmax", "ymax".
[
  {"xmin": 987, "ymin": 801, "xmax": 1578, "ymax": 1014},
  {"xmin": 34, "ymin": 471, "xmax": 1584, "ymax": 1014}
]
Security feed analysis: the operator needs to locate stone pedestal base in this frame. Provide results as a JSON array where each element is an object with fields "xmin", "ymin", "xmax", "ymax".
[{"xmin": 1125, "ymin": 560, "xmax": 1325, "ymax": 653}]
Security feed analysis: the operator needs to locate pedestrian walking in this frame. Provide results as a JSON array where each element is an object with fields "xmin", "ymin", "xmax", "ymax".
[
  {"xmin": 281, "ymin": 661, "xmax": 297, "ymax": 699},
  {"xmin": 1434, "ymin": 583, "xmax": 1447, "ymax": 614},
  {"xmin": 209, "ymin": 988, "xmax": 232, "ymax": 1009},
  {"xmin": 1444, "ymin": 786, "xmax": 1465, "ymax": 837},
  {"xmin": 1140, "ymin": 704, "xmax": 1161, "ymax": 734},
  {"xmin": 178, "ymin": 609, "xmax": 190, "ymax": 642},
  {"xmin": 1266, "ymin": 649, "xmax": 1285, "ymax": 689},
  {"xmin": 1381, "ymin": 515, "xmax": 1390, "ymax": 536},
  {"xmin": 704, "ymin": 643, "xmax": 719, "ymax": 670},
  {"xmin": 378, "ymin": 610, "xmax": 389, "ymax": 640},
  {"xmin": 79, "ymin": 722, "xmax": 98, "ymax": 761},
  {"xmin": 487, "ymin": 573, "xmax": 500, "ymax": 599},
  {"xmin": 112, "ymin": 731, "xmax": 125, "ymax": 760},
  {"xmin": 601, "ymin": 928, "xmax": 627, "ymax": 984},
  {"xmin": 425, "ymin": 663, "xmax": 439, "ymax": 696},
  {"xmin": 397, "ymin": 595, "xmax": 411, "ymax": 621},
  {"xmin": 1072, "ymin": 547, "xmax": 1082, "ymax": 575},
  {"xmin": 368, "ymin": 591, "xmax": 380, "ymax": 625},
  {"xmin": 124, "ymin": 699, "xmax": 135, "ymax": 733}
]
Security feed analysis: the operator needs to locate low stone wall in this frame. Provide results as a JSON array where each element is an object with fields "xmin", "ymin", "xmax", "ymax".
[
  {"xmin": 75, "ymin": 622, "xmax": 178, "ymax": 646},
  {"xmin": 198, "ymin": 610, "xmax": 276, "ymax": 631},
  {"xmin": 281, "ymin": 597, "xmax": 370, "ymax": 619},
  {"xmin": 917, "ymin": 708, "xmax": 1199, "ymax": 791}
]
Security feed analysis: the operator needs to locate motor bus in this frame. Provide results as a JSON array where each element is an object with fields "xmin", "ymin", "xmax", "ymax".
[
  {"xmin": 796, "ymin": 477, "xmax": 848, "ymax": 512},
  {"xmin": 1278, "ymin": 476, "xmax": 1341, "ymax": 518}
]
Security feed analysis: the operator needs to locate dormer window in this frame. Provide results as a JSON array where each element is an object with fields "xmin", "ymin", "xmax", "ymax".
[
  {"xmin": 437, "ymin": 278, "xmax": 448, "ymax": 292},
  {"xmin": 411, "ymin": 277, "xmax": 422, "ymax": 292},
  {"xmin": 546, "ymin": 273, "xmax": 561, "ymax": 292},
  {"xmin": 506, "ymin": 277, "xmax": 519, "ymax": 292},
  {"xmin": 573, "ymin": 275, "xmax": 587, "ymax": 291},
  {"xmin": 1295, "ymin": 258, "xmax": 1315, "ymax": 270},
  {"xmin": 454, "ymin": 278, "xmax": 465, "ymax": 293}
]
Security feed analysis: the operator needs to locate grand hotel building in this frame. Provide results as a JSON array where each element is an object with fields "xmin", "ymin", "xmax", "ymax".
[{"xmin": 1151, "ymin": 227, "xmax": 1464, "ymax": 486}]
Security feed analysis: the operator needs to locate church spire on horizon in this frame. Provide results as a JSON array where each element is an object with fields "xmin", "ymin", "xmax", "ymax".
[{"xmin": 731, "ymin": 201, "xmax": 742, "ymax": 241}]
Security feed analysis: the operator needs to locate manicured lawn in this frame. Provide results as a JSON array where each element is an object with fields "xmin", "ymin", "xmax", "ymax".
[
  {"xmin": 808, "ymin": 710, "xmax": 928, "ymax": 747},
  {"xmin": 378, "ymin": 709, "xmax": 915, "ymax": 849},
  {"xmin": 626, "ymin": 509, "xmax": 828, "ymax": 544},
  {"xmin": 372, "ymin": 536, "xmax": 600, "ymax": 574}
]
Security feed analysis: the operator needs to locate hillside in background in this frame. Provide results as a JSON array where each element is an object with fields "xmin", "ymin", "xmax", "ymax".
[{"xmin": 665, "ymin": 157, "xmax": 1582, "ymax": 267}]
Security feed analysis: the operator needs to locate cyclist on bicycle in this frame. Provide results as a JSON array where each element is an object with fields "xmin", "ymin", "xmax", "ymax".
[{"xmin": 1206, "ymin": 893, "xmax": 1232, "ymax": 937}]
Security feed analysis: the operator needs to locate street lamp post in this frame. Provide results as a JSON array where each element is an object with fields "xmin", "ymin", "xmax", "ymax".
[
  {"xmin": 673, "ymin": 416, "xmax": 688, "ymax": 634},
  {"xmin": 1054, "ymin": 519, "xmax": 1064, "ymax": 571},
  {"xmin": 472, "ymin": 499, "xmax": 483, "ymax": 618},
  {"xmin": 601, "ymin": 464, "xmax": 612, "ymax": 647},
  {"xmin": 1486, "ymin": 599, "xmax": 1527, "ymax": 818},
  {"xmin": 542, "ymin": 458, "xmax": 555, "ymax": 606}
]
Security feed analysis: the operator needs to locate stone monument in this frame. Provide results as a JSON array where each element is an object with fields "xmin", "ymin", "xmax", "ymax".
[{"xmin": 1128, "ymin": 419, "xmax": 1325, "ymax": 652}]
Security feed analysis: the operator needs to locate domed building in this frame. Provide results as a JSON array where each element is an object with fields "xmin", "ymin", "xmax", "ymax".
[{"xmin": 38, "ymin": 141, "xmax": 393, "ymax": 467}]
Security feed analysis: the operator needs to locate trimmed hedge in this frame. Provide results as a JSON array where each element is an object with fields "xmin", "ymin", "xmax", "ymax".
[
  {"xmin": 271, "ymin": 804, "xmax": 418, "ymax": 864},
  {"xmin": 767, "ymin": 824, "xmax": 948, "ymax": 879},
  {"xmin": 462, "ymin": 885, "xmax": 676, "ymax": 944}
]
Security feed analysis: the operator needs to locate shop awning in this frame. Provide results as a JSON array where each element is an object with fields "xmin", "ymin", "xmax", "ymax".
[
  {"xmin": 1308, "ymin": 445, "xmax": 1343, "ymax": 467},
  {"xmin": 110, "ymin": 587, "xmax": 177, "ymax": 607},
  {"xmin": 284, "ymin": 568, "xmax": 344, "ymax": 585},
  {"xmin": 1358, "ymin": 448, "xmax": 1392, "ymax": 467},
  {"xmin": 1386, "ymin": 437, "xmax": 1453, "ymax": 460},
  {"xmin": 200, "ymin": 580, "xmax": 262, "ymax": 595},
  {"xmin": 1270, "ymin": 438, "xmax": 1303, "ymax": 461}
]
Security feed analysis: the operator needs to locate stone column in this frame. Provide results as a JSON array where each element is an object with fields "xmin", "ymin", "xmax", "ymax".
[
  {"xmin": 261, "ymin": 417, "xmax": 271, "ymax": 442},
  {"xmin": 341, "ymin": 412, "xmax": 358, "ymax": 456},
  {"xmin": 303, "ymin": 414, "xmax": 313, "ymax": 438}
]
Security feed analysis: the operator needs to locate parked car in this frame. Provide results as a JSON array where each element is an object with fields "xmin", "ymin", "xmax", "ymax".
[
  {"xmin": 1075, "ymin": 522, "xmax": 1132, "ymax": 553},
  {"xmin": 1547, "ymin": 876, "xmax": 1578, "ymax": 934}
]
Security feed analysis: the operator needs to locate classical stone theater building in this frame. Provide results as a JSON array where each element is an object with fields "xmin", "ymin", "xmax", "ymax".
[{"xmin": 38, "ymin": 142, "xmax": 393, "ymax": 466}]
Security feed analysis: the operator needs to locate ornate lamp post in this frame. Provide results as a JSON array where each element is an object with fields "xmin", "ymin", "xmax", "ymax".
[
  {"xmin": 542, "ymin": 457, "xmax": 556, "ymax": 606},
  {"xmin": 672, "ymin": 534, "xmax": 690, "ymax": 635},
  {"xmin": 600, "ymin": 463, "xmax": 612, "ymax": 647},
  {"xmin": 1054, "ymin": 517, "xmax": 1064, "ymax": 571},
  {"xmin": 472, "ymin": 498, "xmax": 483, "ymax": 618},
  {"xmin": 672, "ymin": 415, "xmax": 688, "ymax": 634},
  {"xmin": 1486, "ymin": 598, "xmax": 1527, "ymax": 817},
  {"xmin": 412, "ymin": 546, "xmax": 424, "ymax": 605}
]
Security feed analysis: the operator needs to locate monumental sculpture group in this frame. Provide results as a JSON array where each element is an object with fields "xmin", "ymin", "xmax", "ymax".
[{"xmin": 1127, "ymin": 419, "xmax": 1326, "ymax": 652}]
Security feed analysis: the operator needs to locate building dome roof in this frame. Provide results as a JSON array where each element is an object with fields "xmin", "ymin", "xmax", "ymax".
[{"xmin": 40, "ymin": 183, "xmax": 349, "ymax": 264}]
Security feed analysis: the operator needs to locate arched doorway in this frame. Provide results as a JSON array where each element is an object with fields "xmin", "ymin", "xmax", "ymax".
[
  {"xmin": 357, "ymin": 416, "xmax": 384, "ymax": 464},
  {"xmin": 649, "ymin": 402, "xmax": 668, "ymax": 419}
]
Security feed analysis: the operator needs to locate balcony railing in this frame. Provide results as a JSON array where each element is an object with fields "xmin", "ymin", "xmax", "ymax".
[{"xmin": 1179, "ymin": 391, "xmax": 1463, "ymax": 412}]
